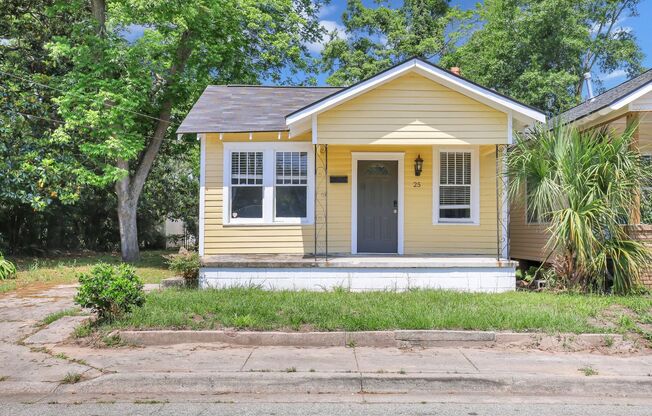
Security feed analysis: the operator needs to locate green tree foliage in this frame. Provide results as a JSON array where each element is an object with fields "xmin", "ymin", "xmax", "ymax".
[
  {"xmin": 321, "ymin": 0, "xmax": 470, "ymax": 85},
  {"xmin": 508, "ymin": 124, "xmax": 652, "ymax": 294},
  {"xmin": 441, "ymin": 0, "xmax": 644, "ymax": 114},
  {"xmin": 0, "ymin": 2, "xmax": 84, "ymax": 207},
  {"xmin": 46, "ymin": 0, "xmax": 324, "ymax": 261}
]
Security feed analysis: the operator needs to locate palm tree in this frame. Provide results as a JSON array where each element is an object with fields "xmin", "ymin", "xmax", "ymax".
[{"xmin": 508, "ymin": 122, "xmax": 652, "ymax": 294}]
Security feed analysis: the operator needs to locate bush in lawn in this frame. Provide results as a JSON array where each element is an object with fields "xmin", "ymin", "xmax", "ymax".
[
  {"xmin": 74, "ymin": 263, "xmax": 144, "ymax": 320},
  {"xmin": 0, "ymin": 253, "xmax": 16, "ymax": 280},
  {"xmin": 165, "ymin": 248, "xmax": 199, "ymax": 282}
]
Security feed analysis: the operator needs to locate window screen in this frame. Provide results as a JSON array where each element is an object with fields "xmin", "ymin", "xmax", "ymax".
[{"xmin": 439, "ymin": 151, "xmax": 471, "ymax": 220}]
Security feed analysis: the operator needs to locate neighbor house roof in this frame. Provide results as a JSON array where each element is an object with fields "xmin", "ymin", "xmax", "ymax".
[
  {"xmin": 556, "ymin": 69, "xmax": 652, "ymax": 125},
  {"xmin": 176, "ymin": 85, "xmax": 342, "ymax": 134}
]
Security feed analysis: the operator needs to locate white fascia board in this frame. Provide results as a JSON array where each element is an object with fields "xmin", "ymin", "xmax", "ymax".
[
  {"xmin": 611, "ymin": 84, "xmax": 652, "ymax": 110},
  {"xmin": 412, "ymin": 62, "xmax": 546, "ymax": 123},
  {"xmin": 286, "ymin": 58, "xmax": 547, "ymax": 129}
]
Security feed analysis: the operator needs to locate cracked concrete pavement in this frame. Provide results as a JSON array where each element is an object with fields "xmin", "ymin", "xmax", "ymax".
[{"xmin": 2, "ymin": 283, "xmax": 652, "ymax": 409}]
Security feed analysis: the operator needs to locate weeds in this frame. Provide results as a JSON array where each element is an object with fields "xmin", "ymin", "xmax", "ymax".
[{"xmin": 61, "ymin": 372, "xmax": 82, "ymax": 384}]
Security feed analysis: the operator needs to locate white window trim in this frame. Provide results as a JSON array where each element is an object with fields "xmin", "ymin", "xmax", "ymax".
[
  {"xmin": 351, "ymin": 152, "xmax": 404, "ymax": 255},
  {"xmin": 222, "ymin": 142, "xmax": 314, "ymax": 226},
  {"xmin": 432, "ymin": 146, "xmax": 480, "ymax": 225}
]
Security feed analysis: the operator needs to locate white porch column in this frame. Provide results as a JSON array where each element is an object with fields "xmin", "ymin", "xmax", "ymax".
[{"xmin": 198, "ymin": 133, "xmax": 206, "ymax": 257}]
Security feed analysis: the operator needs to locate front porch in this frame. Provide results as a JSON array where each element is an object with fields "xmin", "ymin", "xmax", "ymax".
[{"xmin": 200, "ymin": 254, "xmax": 517, "ymax": 292}]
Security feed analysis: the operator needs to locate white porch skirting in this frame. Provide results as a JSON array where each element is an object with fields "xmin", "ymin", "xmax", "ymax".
[{"xmin": 199, "ymin": 266, "xmax": 516, "ymax": 293}]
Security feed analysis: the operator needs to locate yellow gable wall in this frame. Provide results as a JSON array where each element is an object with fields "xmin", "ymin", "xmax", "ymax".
[
  {"xmin": 204, "ymin": 134, "xmax": 500, "ymax": 255},
  {"xmin": 317, "ymin": 72, "xmax": 509, "ymax": 145}
]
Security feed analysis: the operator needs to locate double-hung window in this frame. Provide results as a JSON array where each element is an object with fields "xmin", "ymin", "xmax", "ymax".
[
  {"xmin": 224, "ymin": 143, "xmax": 313, "ymax": 225},
  {"xmin": 433, "ymin": 148, "xmax": 479, "ymax": 224}
]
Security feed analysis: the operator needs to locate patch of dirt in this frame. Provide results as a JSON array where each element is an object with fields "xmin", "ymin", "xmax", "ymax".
[{"xmin": 587, "ymin": 305, "xmax": 637, "ymax": 331}]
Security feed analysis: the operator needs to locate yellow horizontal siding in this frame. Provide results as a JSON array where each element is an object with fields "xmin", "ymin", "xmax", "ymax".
[
  {"xmin": 317, "ymin": 73, "xmax": 508, "ymax": 145},
  {"xmin": 509, "ymin": 195, "xmax": 550, "ymax": 262},
  {"xmin": 203, "ymin": 139, "xmax": 502, "ymax": 256},
  {"xmin": 203, "ymin": 134, "xmax": 315, "ymax": 255}
]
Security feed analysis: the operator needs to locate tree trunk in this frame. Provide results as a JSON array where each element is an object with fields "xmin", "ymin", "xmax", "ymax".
[
  {"xmin": 115, "ymin": 159, "xmax": 140, "ymax": 262},
  {"xmin": 117, "ymin": 198, "xmax": 139, "ymax": 262},
  {"xmin": 116, "ymin": 182, "xmax": 140, "ymax": 262}
]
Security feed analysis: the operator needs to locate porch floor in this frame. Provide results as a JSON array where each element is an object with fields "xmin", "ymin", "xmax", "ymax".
[{"xmin": 201, "ymin": 254, "xmax": 516, "ymax": 269}]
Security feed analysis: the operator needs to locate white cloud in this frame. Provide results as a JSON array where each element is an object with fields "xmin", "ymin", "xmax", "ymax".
[
  {"xmin": 306, "ymin": 20, "xmax": 347, "ymax": 53},
  {"xmin": 602, "ymin": 69, "xmax": 627, "ymax": 81}
]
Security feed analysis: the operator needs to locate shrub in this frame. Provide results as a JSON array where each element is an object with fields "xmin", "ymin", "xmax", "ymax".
[
  {"xmin": 74, "ymin": 263, "xmax": 144, "ymax": 320},
  {"xmin": 165, "ymin": 248, "xmax": 199, "ymax": 281},
  {"xmin": 0, "ymin": 253, "xmax": 16, "ymax": 280},
  {"xmin": 508, "ymin": 123, "xmax": 652, "ymax": 294}
]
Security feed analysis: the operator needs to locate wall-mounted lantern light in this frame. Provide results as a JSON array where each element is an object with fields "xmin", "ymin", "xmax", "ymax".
[{"xmin": 414, "ymin": 154, "xmax": 424, "ymax": 177}]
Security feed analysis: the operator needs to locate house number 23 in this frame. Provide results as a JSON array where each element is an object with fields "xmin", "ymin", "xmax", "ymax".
[{"xmin": 412, "ymin": 181, "xmax": 421, "ymax": 188}]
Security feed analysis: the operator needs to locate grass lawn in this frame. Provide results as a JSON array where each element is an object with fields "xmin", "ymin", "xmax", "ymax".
[
  {"xmin": 104, "ymin": 288, "xmax": 652, "ymax": 335},
  {"xmin": 2, "ymin": 250, "xmax": 176, "ymax": 293}
]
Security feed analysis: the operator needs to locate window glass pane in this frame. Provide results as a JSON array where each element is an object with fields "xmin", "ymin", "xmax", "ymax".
[
  {"xmin": 231, "ymin": 187, "xmax": 263, "ymax": 218},
  {"xmin": 276, "ymin": 186, "xmax": 307, "ymax": 218},
  {"xmin": 440, "ymin": 208, "xmax": 471, "ymax": 219}
]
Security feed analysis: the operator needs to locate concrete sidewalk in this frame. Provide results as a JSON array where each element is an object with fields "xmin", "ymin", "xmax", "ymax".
[
  {"xmin": 2, "ymin": 283, "xmax": 652, "ymax": 406},
  {"xmin": 10, "ymin": 342, "xmax": 644, "ymax": 403}
]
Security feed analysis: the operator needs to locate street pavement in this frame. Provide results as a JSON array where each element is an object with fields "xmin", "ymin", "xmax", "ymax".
[{"xmin": 1, "ymin": 284, "xmax": 652, "ymax": 415}]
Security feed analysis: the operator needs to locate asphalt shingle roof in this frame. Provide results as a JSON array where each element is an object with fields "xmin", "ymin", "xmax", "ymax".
[
  {"xmin": 176, "ymin": 85, "xmax": 343, "ymax": 134},
  {"xmin": 556, "ymin": 69, "xmax": 652, "ymax": 124}
]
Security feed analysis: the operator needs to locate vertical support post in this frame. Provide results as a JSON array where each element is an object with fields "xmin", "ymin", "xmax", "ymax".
[
  {"xmin": 325, "ymin": 144, "xmax": 328, "ymax": 260},
  {"xmin": 495, "ymin": 144, "xmax": 510, "ymax": 261},
  {"xmin": 627, "ymin": 113, "xmax": 641, "ymax": 225},
  {"xmin": 198, "ymin": 134, "xmax": 206, "ymax": 257},
  {"xmin": 314, "ymin": 144, "xmax": 318, "ymax": 260},
  {"xmin": 495, "ymin": 146, "xmax": 500, "ymax": 261},
  {"xmin": 313, "ymin": 144, "xmax": 329, "ymax": 260},
  {"xmin": 500, "ymin": 145, "xmax": 510, "ymax": 260}
]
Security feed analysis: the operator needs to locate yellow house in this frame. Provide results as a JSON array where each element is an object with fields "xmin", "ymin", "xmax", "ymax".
[
  {"xmin": 510, "ymin": 69, "xmax": 652, "ymax": 287},
  {"xmin": 177, "ymin": 58, "xmax": 546, "ymax": 292}
]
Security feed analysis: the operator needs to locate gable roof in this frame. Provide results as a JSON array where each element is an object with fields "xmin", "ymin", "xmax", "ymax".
[
  {"xmin": 176, "ymin": 85, "xmax": 342, "ymax": 134},
  {"xmin": 285, "ymin": 57, "xmax": 547, "ymax": 128},
  {"xmin": 556, "ymin": 69, "xmax": 652, "ymax": 125}
]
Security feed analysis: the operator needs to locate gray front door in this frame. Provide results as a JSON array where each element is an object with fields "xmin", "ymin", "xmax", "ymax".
[{"xmin": 357, "ymin": 160, "xmax": 398, "ymax": 253}]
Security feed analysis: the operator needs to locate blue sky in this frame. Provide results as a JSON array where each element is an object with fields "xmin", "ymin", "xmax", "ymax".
[{"xmin": 310, "ymin": 0, "xmax": 652, "ymax": 90}]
